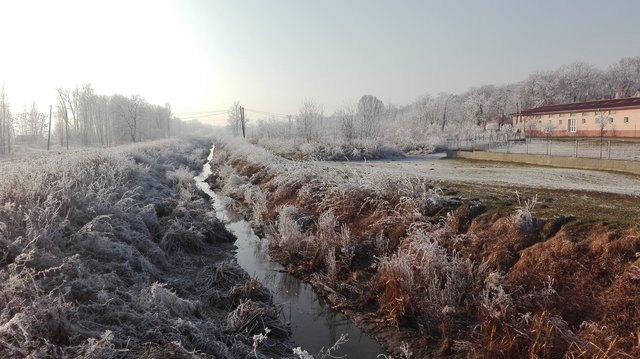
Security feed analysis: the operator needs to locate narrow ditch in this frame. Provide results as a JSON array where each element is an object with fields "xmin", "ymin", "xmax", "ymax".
[{"xmin": 195, "ymin": 145, "xmax": 384, "ymax": 357}]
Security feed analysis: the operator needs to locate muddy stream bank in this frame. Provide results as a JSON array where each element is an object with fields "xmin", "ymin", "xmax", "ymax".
[{"xmin": 195, "ymin": 146, "xmax": 384, "ymax": 357}]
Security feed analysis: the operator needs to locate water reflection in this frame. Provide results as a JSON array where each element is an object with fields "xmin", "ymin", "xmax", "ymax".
[{"xmin": 196, "ymin": 146, "xmax": 383, "ymax": 357}]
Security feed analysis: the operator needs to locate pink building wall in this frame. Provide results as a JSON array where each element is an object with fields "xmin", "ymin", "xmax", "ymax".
[{"xmin": 514, "ymin": 107, "xmax": 640, "ymax": 138}]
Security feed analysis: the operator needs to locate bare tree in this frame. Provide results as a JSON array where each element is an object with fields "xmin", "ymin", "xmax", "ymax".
[
  {"xmin": 436, "ymin": 93, "xmax": 452, "ymax": 132},
  {"xmin": 556, "ymin": 62, "xmax": 603, "ymax": 103},
  {"xmin": 109, "ymin": 94, "xmax": 145, "ymax": 143},
  {"xmin": 0, "ymin": 87, "xmax": 9, "ymax": 154},
  {"xmin": 413, "ymin": 93, "xmax": 435, "ymax": 128},
  {"xmin": 335, "ymin": 102, "xmax": 356, "ymax": 143},
  {"xmin": 297, "ymin": 99, "xmax": 324, "ymax": 143},
  {"xmin": 124, "ymin": 95, "xmax": 144, "ymax": 142},
  {"xmin": 606, "ymin": 57, "xmax": 640, "ymax": 98},
  {"xmin": 595, "ymin": 111, "xmax": 612, "ymax": 159},
  {"xmin": 356, "ymin": 95, "xmax": 384, "ymax": 139},
  {"xmin": 227, "ymin": 102, "xmax": 242, "ymax": 136},
  {"xmin": 16, "ymin": 102, "xmax": 47, "ymax": 142}
]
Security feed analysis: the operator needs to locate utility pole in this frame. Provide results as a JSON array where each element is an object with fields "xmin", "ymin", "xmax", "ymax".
[
  {"xmin": 47, "ymin": 105, "xmax": 52, "ymax": 150},
  {"xmin": 240, "ymin": 105, "xmax": 246, "ymax": 138}
]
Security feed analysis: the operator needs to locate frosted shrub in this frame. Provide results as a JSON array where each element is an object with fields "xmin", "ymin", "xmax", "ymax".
[
  {"xmin": 227, "ymin": 299, "xmax": 284, "ymax": 336},
  {"xmin": 141, "ymin": 282, "xmax": 199, "ymax": 317},
  {"xmin": 160, "ymin": 219, "xmax": 207, "ymax": 254},
  {"xmin": 376, "ymin": 248, "xmax": 415, "ymax": 320},
  {"xmin": 480, "ymin": 272, "xmax": 512, "ymax": 320},
  {"xmin": 513, "ymin": 192, "xmax": 538, "ymax": 230},
  {"xmin": 220, "ymin": 168, "xmax": 249, "ymax": 199},
  {"xmin": 316, "ymin": 210, "xmax": 338, "ymax": 242},
  {"xmin": 243, "ymin": 185, "xmax": 268, "ymax": 226},
  {"xmin": 166, "ymin": 166, "xmax": 195, "ymax": 200},
  {"xmin": 269, "ymin": 205, "xmax": 304, "ymax": 257},
  {"xmin": 376, "ymin": 230, "xmax": 489, "ymax": 322}
]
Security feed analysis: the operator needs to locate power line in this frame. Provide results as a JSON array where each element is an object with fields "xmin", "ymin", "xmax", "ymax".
[
  {"xmin": 179, "ymin": 114, "xmax": 228, "ymax": 121},
  {"xmin": 174, "ymin": 106, "xmax": 293, "ymax": 121},
  {"xmin": 244, "ymin": 108, "xmax": 290, "ymax": 118},
  {"xmin": 175, "ymin": 109, "xmax": 228, "ymax": 116}
]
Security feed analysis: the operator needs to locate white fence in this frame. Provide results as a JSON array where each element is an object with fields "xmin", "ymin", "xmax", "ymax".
[{"xmin": 447, "ymin": 135, "xmax": 640, "ymax": 161}]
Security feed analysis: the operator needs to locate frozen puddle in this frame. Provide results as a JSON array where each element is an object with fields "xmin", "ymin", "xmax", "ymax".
[{"xmin": 195, "ymin": 145, "xmax": 383, "ymax": 357}]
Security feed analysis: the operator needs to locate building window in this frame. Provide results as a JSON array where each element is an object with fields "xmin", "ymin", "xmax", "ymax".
[
  {"xmin": 568, "ymin": 119, "xmax": 576, "ymax": 132},
  {"xmin": 608, "ymin": 117, "xmax": 614, "ymax": 123},
  {"xmin": 624, "ymin": 117, "xmax": 629, "ymax": 124},
  {"xmin": 609, "ymin": 110, "xmax": 617, "ymax": 115},
  {"xmin": 559, "ymin": 113, "xmax": 565, "ymax": 117},
  {"xmin": 582, "ymin": 118, "xmax": 586, "ymax": 124},
  {"xmin": 548, "ymin": 114, "xmax": 553, "ymax": 118},
  {"xmin": 595, "ymin": 111, "xmax": 601, "ymax": 116},
  {"xmin": 582, "ymin": 112, "xmax": 589, "ymax": 116},
  {"xmin": 569, "ymin": 113, "xmax": 575, "ymax": 117},
  {"xmin": 559, "ymin": 119, "xmax": 563, "ymax": 125}
]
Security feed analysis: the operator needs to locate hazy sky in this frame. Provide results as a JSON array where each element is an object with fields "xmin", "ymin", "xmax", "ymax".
[{"xmin": 1, "ymin": 0, "xmax": 639, "ymax": 125}]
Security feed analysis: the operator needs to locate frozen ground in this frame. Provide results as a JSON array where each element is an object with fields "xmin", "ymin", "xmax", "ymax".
[{"xmin": 322, "ymin": 153, "xmax": 640, "ymax": 196}]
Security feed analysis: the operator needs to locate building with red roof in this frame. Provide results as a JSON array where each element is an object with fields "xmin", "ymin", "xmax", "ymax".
[{"xmin": 513, "ymin": 94, "xmax": 640, "ymax": 138}]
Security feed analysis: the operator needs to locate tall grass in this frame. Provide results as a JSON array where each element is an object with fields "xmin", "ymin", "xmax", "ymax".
[
  {"xmin": 0, "ymin": 138, "xmax": 293, "ymax": 358},
  {"xmin": 211, "ymin": 133, "xmax": 640, "ymax": 358}
]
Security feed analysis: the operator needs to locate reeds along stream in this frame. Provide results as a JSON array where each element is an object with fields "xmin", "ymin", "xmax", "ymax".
[{"xmin": 195, "ymin": 145, "xmax": 383, "ymax": 357}]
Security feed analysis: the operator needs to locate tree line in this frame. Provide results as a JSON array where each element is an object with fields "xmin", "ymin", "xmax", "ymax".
[
  {"xmin": 232, "ymin": 56, "xmax": 640, "ymax": 150},
  {"xmin": 0, "ymin": 84, "xmax": 211, "ymax": 154}
]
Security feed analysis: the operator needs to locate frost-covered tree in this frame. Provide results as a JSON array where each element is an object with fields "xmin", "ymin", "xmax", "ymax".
[
  {"xmin": 16, "ymin": 102, "xmax": 47, "ymax": 140},
  {"xmin": 109, "ymin": 94, "xmax": 145, "ymax": 143},
  {"xmin": 412, "ymin": 93, "xmax": 435, "ymax": 128},
  {"xmin": 464, "ymin": 87, "xmax": 493, "ymax": 127},
  {"xmin": 555, "ymin": 62, "xmax": 603, "ymax": 103},
  {"xmin": 605, "ymin": 57, "xmax": 640, "ymax": 98},
  {"xmin": 227, "ymin": 102, "xmax": 242, "ymax": 136},
  {"xmin": 356, "ymin": 95, "xmax": 384, "ymax": 139},
  {"xmin": 123, "ymin": 94, "xmax": 144, "ymax": 142},
  {"xmin": 595, "ymin": 111, "xmax": 613, "ymax": 158},
  {"xmin": 0, "ymin": 87, "xmax": 13, "ymax": 154},
  {"xmin": 335, "ymin": 102, "xmax": 356, "ymax": 142},
  {"xmin": 297, "ymin": 99, "xmax": 323, "ymax": 143}
]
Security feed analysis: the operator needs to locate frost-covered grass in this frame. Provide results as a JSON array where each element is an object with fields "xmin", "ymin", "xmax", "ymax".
[
  {"xmin": 256, "ymin": 137, "xmax": 405, "ymax": 161},
  {"xmin": 0, "ymin": 137, "xmax": 294, "ymax": 358},
  {"xmin": 210, "ymin": 133, "xmax": 640, "ymax": 358}
]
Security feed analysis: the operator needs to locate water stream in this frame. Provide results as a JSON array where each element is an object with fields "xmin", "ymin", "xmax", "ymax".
[{"xmin": 195, "ymin": 146, "xmax": 384, "ymax": 357}]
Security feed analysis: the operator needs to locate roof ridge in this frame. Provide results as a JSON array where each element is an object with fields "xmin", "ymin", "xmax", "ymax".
[{"xmin": 520, "ymin": 96, "xmax": 640, "ymax": 115}]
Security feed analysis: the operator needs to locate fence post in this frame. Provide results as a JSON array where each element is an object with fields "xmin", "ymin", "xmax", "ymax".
[
  {"xmin": 608, "ymin": 140, "xmax": 611, "ymax": 159},
  {"xmin": 526, "ymin": 137, "xmax": 529, "ymax": 154},
  {"xmin": 575, "ymin": 139, "xmax": 578, "ymax": 158}
]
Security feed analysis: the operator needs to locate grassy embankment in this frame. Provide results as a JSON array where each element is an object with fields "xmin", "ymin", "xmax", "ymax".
[
  {"xmin": 0, "ymin": 138, "xmax": 293, "ymax": 358},
  {"xmin": 209, "ymin": 136, "xmax": 639, "ymax": 358}
]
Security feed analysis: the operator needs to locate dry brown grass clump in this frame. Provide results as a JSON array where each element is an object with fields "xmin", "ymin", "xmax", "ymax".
[{"xmin": 210, "ymin": 137, "xmax": 640, "ymax": 358}]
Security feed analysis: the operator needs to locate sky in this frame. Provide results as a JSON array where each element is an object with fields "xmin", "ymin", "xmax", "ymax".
[{"xmin": 1, "ymin": 0, "xmax": 639, "ymax": 125}]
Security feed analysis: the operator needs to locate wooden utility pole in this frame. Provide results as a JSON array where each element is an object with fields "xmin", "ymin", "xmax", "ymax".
[
  {"xmin": 240, "ymin": 105, "xmax": 246, "ymax": 138},
  {"xmin": 47, "ymin": 105, "xmax": 52, "ymax": 150}
]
